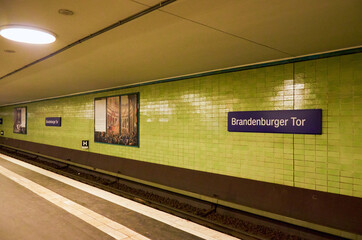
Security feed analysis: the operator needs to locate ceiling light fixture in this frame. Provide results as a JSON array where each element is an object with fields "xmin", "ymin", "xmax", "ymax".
[{"xmin": 0, "ymin": 25, "xmax": 56, "ymax": 44}]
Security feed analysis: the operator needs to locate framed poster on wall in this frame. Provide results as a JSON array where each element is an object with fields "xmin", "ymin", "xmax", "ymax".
[
  {"xmin": 13, "ymin": 107, "xmax": 27, "ymax": 134},
  {"xmin": 94, "ymin": 93, "xmax": 139, "ymax": 146}
]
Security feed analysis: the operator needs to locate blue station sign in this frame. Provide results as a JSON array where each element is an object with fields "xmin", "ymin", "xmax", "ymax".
[
  {"xmin": 45, "ymin": 117, "xmax": 61, "ymax": 127},
  {"xmin": 228, "ymin": 109, "xmax": 322, "ymax": 134}
]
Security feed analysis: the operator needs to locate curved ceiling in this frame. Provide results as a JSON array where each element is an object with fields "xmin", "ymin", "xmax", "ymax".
[{"xmin": 0, "ymin": 0, "xmax": 361, "ymax": 106}]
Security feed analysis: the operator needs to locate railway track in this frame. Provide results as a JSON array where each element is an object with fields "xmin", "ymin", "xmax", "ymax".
[{"xmin": 0, "ymin": 145, "xmax": 345, "ymax": 240}]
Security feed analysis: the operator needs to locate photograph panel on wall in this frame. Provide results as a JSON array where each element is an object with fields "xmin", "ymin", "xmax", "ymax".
[
  {"xmin": 94, "ymin": 93, "xmax": 138, "ymax": 146},
  {"xmin": 13, "ymin": 107, "xmax": 27, "ymax": 134}
]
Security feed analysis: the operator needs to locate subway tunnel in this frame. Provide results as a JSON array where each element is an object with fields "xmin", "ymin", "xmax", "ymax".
[{"xmin": 0, "ymin": 1, "xmax": 361, "ymax": 239}]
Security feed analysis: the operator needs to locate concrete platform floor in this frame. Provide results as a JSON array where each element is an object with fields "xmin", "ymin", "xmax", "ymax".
[{"xmin": 0, "ymin": 154, "xmax": 238, "ymax": 240}]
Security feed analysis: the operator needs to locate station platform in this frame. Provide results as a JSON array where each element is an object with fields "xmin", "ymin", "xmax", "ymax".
[{"xmin": 0, "ymin": 154, "xmax": 238, "ymax": 240}]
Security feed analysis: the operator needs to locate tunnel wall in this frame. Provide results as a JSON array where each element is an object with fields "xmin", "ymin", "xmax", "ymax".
[{"xmin": 0, "ymin": 52, "xmax": 361, "ymax": 234}]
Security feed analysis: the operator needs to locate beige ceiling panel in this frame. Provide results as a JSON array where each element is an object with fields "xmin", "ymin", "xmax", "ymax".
[
  {"xmin": 0, "ymin": 10, "xmax": 287, "ymax": 105},
  {"xmin": 0, "ymin": 0, "xmax": 150, "ymax": 76},
  {"xmin": 162, "ymin": 0, "xmax": 362, "ymax": 56},
  {"xmin": 0, "ymin": 38, "xmax": 56, "ymax": 76},
  {"xmin": 1, "ymin": 0, "xmax": 360, "ymax": 106}
]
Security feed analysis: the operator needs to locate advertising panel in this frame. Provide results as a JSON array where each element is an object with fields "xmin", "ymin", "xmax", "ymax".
[
  {"xmin": 94, "ymin": 93, "xmax": 138, "ymax": 146},
  {"xmin": 13, "ymin": 107, "xmax": 27, "ymax": 134}
]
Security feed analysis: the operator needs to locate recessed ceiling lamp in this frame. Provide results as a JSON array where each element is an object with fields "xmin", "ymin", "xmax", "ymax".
[
  {"xmin": 58, "ymin": 9, "xmax": 74, "ymax": 16},
  {"xmin": 4, "ymin": 49, "xmax": 16, "ymax": 53},
  {"xmin": 0, "ymin": 25, "xmax": 56, "ymax": 44}
]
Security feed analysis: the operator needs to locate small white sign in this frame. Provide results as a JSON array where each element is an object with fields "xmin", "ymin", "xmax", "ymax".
[{"xmin": 82, "ymin": 140, "xmax": 89, "ymax": 149}]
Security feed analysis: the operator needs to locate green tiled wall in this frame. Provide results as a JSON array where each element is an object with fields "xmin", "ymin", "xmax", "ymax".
[{"xmin": 0, "ymin": 53, "xmax": 361, "ymax": 198}]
